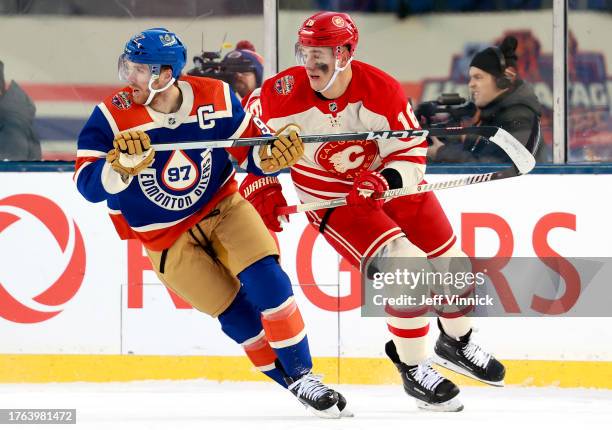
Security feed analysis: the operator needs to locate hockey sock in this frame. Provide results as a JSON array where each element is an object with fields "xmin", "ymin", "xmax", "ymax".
[
  {"xmin": 386, "ymin": 316, "xmax": 429, "ymax": 365},
  {"xmin": 218, "ymin": 289, "xmax": 287, "ymax": 387},
  {"xmin": 429, "ymin": 246, "xmax": 473, "ymax": 340},
  {"xmin": 438, "ymin": 316, "xmax": 472, "ymax": 340},
  {"xmin": 242, "ymin": 329, "xmax": 288, "ymax": 387},
  {"xmin": 239, "ymin": 256, "xmax": 313, "ymax": 379}
]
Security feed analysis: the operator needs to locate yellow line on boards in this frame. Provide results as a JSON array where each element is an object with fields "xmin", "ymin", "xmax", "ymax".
[{"xmin": 0, "ymin": 355, "xmax": 610, "ymax": 389}]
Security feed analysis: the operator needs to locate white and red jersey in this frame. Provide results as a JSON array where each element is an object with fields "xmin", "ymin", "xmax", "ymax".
[{"xmin": 246, "ymin": 60, "xmax": 427, "ymax": 203}]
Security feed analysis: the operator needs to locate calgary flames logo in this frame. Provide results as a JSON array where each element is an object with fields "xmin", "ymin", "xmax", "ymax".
[
  {"xmin": 315, "ymin": 139, "xmax": 379, "ymax": 179},
  {"xmin": 0, "ymin": 194, "xmax": 86, "ymax": 324}
]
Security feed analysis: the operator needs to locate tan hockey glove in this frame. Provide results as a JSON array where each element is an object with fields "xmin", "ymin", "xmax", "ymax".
[
  {"xmin": 259, "ymin": 123, "xmax": 304, "ymax": 173},
  {"xmin": 107, "ymin": 130, "xmax": 155, "ymax": 176},
  {"xmin": 113, "ymin": 130, "xmax": 151, "ymax": 155}
]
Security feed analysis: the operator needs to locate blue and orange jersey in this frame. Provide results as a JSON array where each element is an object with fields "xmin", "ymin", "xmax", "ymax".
[{"xmin": 74, "ymin": 75, "xmax": 271, "ymax": 251}]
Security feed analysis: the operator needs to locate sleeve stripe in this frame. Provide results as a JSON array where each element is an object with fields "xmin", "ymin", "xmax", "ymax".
[
  {"xmin": 98, "ymin": 102, "xmax": 120, "ymax": 136},
  {"xmin": 230, "ymin": 111, "xmax": 252, "ymax": 139},
  {"xmin": 404, "ymin": 147, "xmax": 428, "ymax": 156},
  {"xmin": 77, "ymin": 149, "xmax": 107, "ymax": 158},
  {"xmin": 74, "ymin": 156, "xmax": 103, "ymax": 182},
  {"xmin": 73, "ymin": 160, "xmax": 93, "ymax": 183}
]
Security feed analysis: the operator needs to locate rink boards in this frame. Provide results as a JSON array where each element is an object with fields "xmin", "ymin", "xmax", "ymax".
[{"xmin": 1, "ymin": 172, "xmax": 611, "ymax": 387}]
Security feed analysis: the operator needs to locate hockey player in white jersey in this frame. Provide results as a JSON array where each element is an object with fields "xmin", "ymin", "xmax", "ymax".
[{"xmin": 241, "ymin": 12, "xmax": 505, "ymax": 412}]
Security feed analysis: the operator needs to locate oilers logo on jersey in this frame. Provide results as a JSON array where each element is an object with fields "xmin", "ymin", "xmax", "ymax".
[{"xmin": 138, "ymin": 149, "xmax": 213, "ymax": 211}]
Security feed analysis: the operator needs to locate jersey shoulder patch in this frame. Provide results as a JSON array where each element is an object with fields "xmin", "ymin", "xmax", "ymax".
[
  {"xmin": 101, "ymin": 87, "xmax": 152, "ymax": 131},
  {"xmin": 263, "ymin": 66, "xmax": 308, "ymax": 98},
  {"xmin": 259, "ymin": 67, "xmax": 312, "ymax": 119}
]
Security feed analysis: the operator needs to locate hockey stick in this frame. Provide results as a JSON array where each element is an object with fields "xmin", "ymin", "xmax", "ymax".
[
  {"xmin": 151, "ymin": 126, "xmax": 500, "ymax": 151},
  {"xmin": 276, "ymin": 127, "xmax": 536, "ymax": 216}
]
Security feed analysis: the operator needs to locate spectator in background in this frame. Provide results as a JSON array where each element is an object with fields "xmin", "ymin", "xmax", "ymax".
[
  {"xmin": 0, "ymin": 60, "xmax": 41, "ymax": 161},
  {"xmin": 223, "ymin": 40, "xmax": 264, "ymax": 101},
  {"xmin": 428, "ymin": 36, "xmax": 544, "ymax": 163}
]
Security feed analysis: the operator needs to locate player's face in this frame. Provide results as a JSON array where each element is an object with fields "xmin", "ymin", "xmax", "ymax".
[
  {"xmin": 296, "ymin": 45, "xmax": 336, "ymax": 92},
  {"xmin": 233, "ymin": 71, "xmax": 257, "ymax": 98},
  {"xmin": 468, "ymin": 67, "xmax": 505, "ymax": 107},
  {"xmin": 120, "ymin": 60, "xmax": 154, "ymax": 105}
]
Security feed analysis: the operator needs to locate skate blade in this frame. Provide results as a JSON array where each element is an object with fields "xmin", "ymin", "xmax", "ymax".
[
  {"xmin": 416, "ymin": 397, "xmax": 464, "ymax": 412},
  {"xmin": 339, "ymin": 406, "xmax": 355, "ymax": 418},
  {"xmin": 307, "ymin": 404, "xmax": 342, "ymax": 419},
  {"xmin": 433, "ymin": 354, "xmax": 505, "ymax": 387}
]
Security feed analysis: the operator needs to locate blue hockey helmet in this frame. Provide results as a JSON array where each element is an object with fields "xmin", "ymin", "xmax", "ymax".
[{"xmin": 120, "ymin": 28, "xmax": 187, "ymax": 79}]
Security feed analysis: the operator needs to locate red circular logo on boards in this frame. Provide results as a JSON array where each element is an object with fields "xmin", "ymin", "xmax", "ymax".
[
  {"xmin": 315, "ymin": 139, "xmax": 379, "ymax": 181},
  {"xmin": 0, "ymin": 194, "xmax": 86, "ymax": 323}
]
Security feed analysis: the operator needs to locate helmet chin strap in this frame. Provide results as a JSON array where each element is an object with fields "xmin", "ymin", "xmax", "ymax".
[
  {"xmin": 317, "ymin": 56, "xmax": 353, "ymax": 94},
  {"xmin": 143, "ymin": 75, "xmax": 176, "ymax": 106}
]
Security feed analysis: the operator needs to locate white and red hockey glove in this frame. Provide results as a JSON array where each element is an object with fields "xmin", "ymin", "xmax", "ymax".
[
  {"xmin": 346, "ymin": 170, "xmax": 389, "ymax": 216},
  {"xmin": 239, "ymin": 173, "xmax": 288, "ymax": 232}
]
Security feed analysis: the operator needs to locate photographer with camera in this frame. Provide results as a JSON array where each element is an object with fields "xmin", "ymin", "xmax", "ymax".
[
  {"xmin": 187, "ymin": 40, "xmax": 263, "ymax": 102},
  {"xmin": 0, "ymin": 60, "xmax": 41, "ymax": 160},
  {"xmin": 427, "ymin": 36, "xmax": 543, "ymax": 163}
]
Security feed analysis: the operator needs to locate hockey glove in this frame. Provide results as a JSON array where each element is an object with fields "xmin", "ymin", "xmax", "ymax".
[
  {"xmin": 107, "ymin": 130, "xmax": 155, "ymax": 176},
  {"xmin": 239, "ymin": 173, "xmax": 288, "ymax": 232},
  {"xmin": 346, "ymin": 170, "xmax": 389, "ymax": 215},
  {"xmin": 259, "ymin": 123, "xmax": 304, "ymax": 173}
]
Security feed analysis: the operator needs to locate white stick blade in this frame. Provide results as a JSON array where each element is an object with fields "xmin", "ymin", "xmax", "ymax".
[{"xmin": 488, "ymin": 128, "xmax": 536, "ymax": 174}]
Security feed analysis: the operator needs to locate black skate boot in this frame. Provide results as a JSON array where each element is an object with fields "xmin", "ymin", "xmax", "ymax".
[
  {"xmin": 277, "ymin": 361, "xmax": 352, "ymax": 418},
  {"xmin": 385, "ymin": 341, "xmax": 463, "ymax": 412},
  {"xmin": 433, "ymin": 319, "xmax": 505, "ymax": 386}
]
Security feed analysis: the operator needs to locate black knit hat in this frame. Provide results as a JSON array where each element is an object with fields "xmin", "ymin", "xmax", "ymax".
[{"xmin": 469, "ymin": 36, "xmax": 518, "ymax": 77}]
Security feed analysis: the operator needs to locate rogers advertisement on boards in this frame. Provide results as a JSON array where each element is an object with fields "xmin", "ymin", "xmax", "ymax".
[{"xmin": 1, "ymin": 172, "xmax": 611, "ymax": 360}]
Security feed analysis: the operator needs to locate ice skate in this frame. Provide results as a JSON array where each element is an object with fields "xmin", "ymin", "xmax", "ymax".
[
  {"xmin": 286, "ymin": 371, "xmax": 353, "ymax": 418},
  {"xmin": 434, "ymin": 320, "xmax": 506, "ymax": 387},
  {"xmin": 386, "ymin": 341, "xmax": 463, "ymax": 412}
]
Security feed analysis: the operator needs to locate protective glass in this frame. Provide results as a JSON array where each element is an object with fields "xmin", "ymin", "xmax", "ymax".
[{"xmin": 294, "ymin": 44, "xmax": 336, "ymax": 67}]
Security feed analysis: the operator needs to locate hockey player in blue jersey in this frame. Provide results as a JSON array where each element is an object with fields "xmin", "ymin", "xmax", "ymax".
[{"xmin": 74, "ymin": 28, "xmax": 350, "ymax": 418}]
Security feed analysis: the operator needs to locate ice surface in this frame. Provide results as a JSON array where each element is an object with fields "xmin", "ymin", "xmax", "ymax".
[{"xmin": 0, "ymin": 380, "xmax": 610, "ymax": 429}]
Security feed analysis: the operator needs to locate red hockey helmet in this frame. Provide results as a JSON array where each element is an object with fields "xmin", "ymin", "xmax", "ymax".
[{"xmin": 297, "ymin": 11, "xmax": 359, "ymax": 56}]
